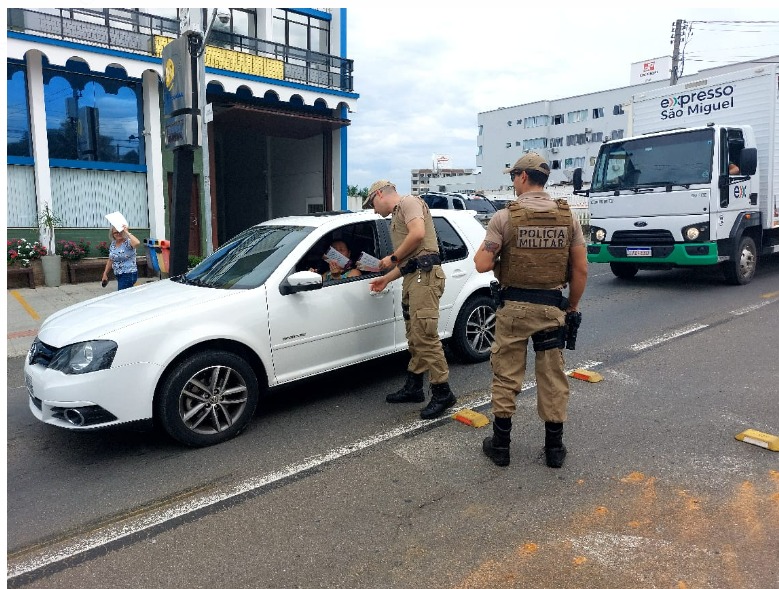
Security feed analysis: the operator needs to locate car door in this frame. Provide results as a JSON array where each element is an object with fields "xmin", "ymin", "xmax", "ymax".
[{"xmin": 267, "ymin": 220, "xmax": 397, "ymax": 384}]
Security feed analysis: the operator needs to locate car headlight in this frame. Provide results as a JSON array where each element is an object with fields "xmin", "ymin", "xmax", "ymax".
[{"xmin": 48, "ymin": 340, "xmax": 118, "ymax": 375}]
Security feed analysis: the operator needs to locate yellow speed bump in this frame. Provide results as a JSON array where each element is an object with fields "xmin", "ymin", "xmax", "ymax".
[
  {"xmin": 735, "ymin": 429, "xmax": 779, "ymax": 451},
  {"xmin": 452, "ymin": 408, "xmax": 490, "ymax": 428},
  {"xmin": 568, "ymin": 369, "xmax": 603, "ymax": 383}
]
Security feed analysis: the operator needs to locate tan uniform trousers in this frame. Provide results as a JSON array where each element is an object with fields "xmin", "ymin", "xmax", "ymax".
[
  {"xmin": 490, "ymin": 300, "xmax": 569, "ymax": 422},
  {"xmin": 402, "ymin": 265, "xmax": 449, "ymax": 384}
]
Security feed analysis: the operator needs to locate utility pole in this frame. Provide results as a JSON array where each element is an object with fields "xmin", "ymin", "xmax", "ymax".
[{"xmin": 670, "ymin": 19, "xmax": 685, "ymax": 86}]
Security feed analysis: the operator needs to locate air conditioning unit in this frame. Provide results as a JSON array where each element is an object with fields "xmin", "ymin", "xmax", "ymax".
[{"xmin": 551, "ymin": 147, "xmax": 559, "ymax": 153}]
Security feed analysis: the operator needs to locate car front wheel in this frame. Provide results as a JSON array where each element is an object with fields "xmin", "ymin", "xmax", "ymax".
[
  {"xmin": 450, "ymin": 294, "xmax": 496, "ymax": 363},
  {"xmin": 157, "ymin": 350, "xmax": 260, "ymax": 447}
]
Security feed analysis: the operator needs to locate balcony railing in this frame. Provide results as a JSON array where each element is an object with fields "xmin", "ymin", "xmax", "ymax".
[{"xmin": 8, "ymin": 8, "xmax": 354, "ymax": 93}]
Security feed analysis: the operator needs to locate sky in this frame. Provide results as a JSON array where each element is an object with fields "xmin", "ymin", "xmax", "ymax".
[{"xmin": 344, "ymin": 6, "xmax": 779, "ymax": 194}]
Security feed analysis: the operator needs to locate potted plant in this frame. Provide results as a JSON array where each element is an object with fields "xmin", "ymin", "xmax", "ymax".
[{"xmin": 37, "ymin": 202, "xmax": 64, "ymax": 287}]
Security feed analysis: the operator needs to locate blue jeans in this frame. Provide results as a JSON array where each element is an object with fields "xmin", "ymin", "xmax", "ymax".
[{"xmin": 116, "ymin": 272, "xmax": 138, "ymax": 290}]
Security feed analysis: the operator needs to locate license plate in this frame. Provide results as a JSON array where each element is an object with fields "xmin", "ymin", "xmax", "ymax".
[{"xmin": 626, "ymin": 247, "xmax": 652, "ymax": 257}]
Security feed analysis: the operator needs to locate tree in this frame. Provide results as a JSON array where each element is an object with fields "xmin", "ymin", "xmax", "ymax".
[{"xmin": 348, "ymin": 185, "xmax": 369, "ymax": 199}]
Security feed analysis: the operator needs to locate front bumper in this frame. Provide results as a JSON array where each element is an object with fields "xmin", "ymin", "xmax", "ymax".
[
  {"xmin": 587, "ymin": 242, "xmax": 719, "ymax": 266},
  {"xmin": 24, "ymin": 361, "xmax": 162, "ymax": 430}
]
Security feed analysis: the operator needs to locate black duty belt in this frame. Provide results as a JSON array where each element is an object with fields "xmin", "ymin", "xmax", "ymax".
[
  {"xmin": 502, "ymin": 287, "xmax": 567, "ymax": 309},
  {"xmin": 400, "ymin": 253, "xmax": 441, "ymax": 275}
]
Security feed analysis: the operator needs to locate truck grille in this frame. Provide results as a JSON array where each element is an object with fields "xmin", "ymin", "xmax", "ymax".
[{"xmin": 610, "ymin": 230, "xmax": 675, "ymax": 247}]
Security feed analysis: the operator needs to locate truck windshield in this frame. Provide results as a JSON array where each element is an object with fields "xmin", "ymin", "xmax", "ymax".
[
  {"xmin": 591, "ymin": 128, "xmax": 715, "ymax": 192},
  {"xmin": 176, "ymin": 224, "xmax": 314, "ymax": 289}
]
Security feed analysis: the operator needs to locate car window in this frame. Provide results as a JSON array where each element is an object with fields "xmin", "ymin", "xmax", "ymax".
[
  {"xmin": 181, "ymin": 225, "xmax": 314, "ymax": 289},
  {"xmin": 422, "ymin": 195, "xmax": 449, "ymax": 210},
  {"xmin": 465, "ymin": 199, "xmax": 496, "ymax": 213},
  {"xmin": 452, "ymin": 199, "xmax": 466, "ymax": 210},
  {"xmin": 492, "ymin": 200, "xmax": 510, "ymax": 210},
  {"xmin": 433, "ymin": 218, "xmax": 468, "ymax": 263},
  {"xmin": 297, "ymin": 221, "xmax": 382, "ymax": 285}
]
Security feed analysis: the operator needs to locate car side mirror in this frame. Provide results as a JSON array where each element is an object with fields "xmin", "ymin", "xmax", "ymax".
[{"xmin": 280, "ymin": 270, "xmax": 322, "ymax": 295}]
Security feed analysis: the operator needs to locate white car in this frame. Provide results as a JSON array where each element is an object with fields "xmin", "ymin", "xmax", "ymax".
[{"xmin": 25, "ymin": 210, "xmax": 497, "ymax": 447}]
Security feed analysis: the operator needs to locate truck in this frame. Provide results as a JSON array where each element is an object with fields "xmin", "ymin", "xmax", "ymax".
[{"xmin": 584, "ymin": 63, "xmax": 779, "ymax": 284}]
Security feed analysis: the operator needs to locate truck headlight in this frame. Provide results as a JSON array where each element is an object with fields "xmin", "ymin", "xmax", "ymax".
[
  {"xmin": 591, "ymin": 227, "xmax": 607, "ymax": 242},
  {"xmin": 48, "ymin": 340, "xmax": 117, "ymax": 375},
  {"xmin": 682, "ymin": 222, "xmax": 709, "ymax": 242}
]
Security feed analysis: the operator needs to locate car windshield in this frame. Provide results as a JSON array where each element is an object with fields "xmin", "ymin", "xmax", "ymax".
[
  {"xmin": 465, "ymin": 199, "xmax": 496, "ymax": 213},
  {"xmin": 176, "ymin": 224, "xmax": 314, "ymax": 289},
  {"xmin": 591, "ymin": 128, "xmax": 715, "ymax": 192}
]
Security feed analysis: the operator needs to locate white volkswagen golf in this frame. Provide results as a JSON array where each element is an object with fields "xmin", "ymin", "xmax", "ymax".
[{"xmin": 25, "ymin": 209, "xmax": 496, "ymax": 447}]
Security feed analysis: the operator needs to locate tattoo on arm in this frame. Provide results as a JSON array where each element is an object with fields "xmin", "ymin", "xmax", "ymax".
[{"xmin": 483, "ymin": 241, "xmax": 499, "ymax": 255}]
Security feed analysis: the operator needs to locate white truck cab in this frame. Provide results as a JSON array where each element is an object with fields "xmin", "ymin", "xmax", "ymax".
[{"xmin": 585, "ymin": 64, "xmax": 779, "ymax": 284}]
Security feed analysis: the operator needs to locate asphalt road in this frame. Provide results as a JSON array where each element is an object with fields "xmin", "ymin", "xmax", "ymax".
[{"xmin": 7, "ymin": 259, "xmax": 779, "ymax": 588}]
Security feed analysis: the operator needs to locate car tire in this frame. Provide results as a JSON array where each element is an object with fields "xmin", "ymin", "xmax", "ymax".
[
  {"xmin": 722, "ymin": 235, "xmax": 757, "ymax": 285},
  {"xmin": 157, "ymin": 350, "xmax": 260, "ymax": 447},
  {"xmin": 610, "ymin": 262, "xmax": 639, "ymax": 279},
  {"xmin": 450, "ymin": 294, "xmax": 496, "ymax": 363}
]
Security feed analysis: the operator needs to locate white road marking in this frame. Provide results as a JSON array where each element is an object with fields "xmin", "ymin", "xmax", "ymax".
[
  {"xmin": 729, "ymin": 298, "xmax": 776, "ymax": 316},
  {"xmin": 630, "ymin": 324, "xmax": 708, "ymax": 352},
  {"xmin": 7, "ymin": 360, "xmax": 601, "ymax": 580}
]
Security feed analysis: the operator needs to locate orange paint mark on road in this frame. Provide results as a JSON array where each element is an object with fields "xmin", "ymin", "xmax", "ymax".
[
  {"xmin": 677, "ymin": 582, "xmax": 688, "ymax": 589},
  {"xmin": 519, "ymin": 543, "xmax": 538, "ymax": 555},
  {"xmin": 769, "ymin": 470, "xmax": 779, "ymax": 481},
  {"xmin": 573, "ymin": 556, "xmax": 587, "ymax": 566},
  {"xmin": 620, "ymin": 471, "xmax": 645, "ymax": 483}
]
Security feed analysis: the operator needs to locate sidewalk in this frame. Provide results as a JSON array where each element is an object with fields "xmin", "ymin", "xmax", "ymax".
[{"xmin": 6, "ymin": 278, "xmax": 159, "ymax": 358}]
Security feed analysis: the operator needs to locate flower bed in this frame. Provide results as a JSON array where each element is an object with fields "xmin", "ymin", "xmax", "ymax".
[
  {"xmin": 56, "ymin": 238, "xmax": 91, "ymax": 262},
  {"xmin": 7, "ymin": 238, "xmax": 47, "ymax": 267}
]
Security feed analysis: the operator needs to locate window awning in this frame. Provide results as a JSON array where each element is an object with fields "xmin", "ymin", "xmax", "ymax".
[{"xmin": 213, "ymin": 103, "xmax": 350, "ymax": 139}]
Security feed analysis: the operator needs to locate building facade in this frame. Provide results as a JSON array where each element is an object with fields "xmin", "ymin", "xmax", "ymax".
[
  {"xmin": 475, "ymin": 57, "xmax": 774, "ymax": 193},
  {"xmin": 7, "ymin": 7, "xmax": 358, "ymax": 258},
  {"xmin": 410, "ymin": 168, "xmax": 475, "ymax": 196}
]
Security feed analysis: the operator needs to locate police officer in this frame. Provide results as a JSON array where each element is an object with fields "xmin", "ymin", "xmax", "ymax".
[
  {"xmin": 364, "ymin": 180, "xmax": 457, "ymax": 420},
  {"xmin": 474, "ymin": 153, "xmax": 588, "ymax": 467}
]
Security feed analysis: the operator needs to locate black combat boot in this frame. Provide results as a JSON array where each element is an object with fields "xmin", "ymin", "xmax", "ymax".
[
  {"xmin": 544, "ymin": 421, "xmax": 567, "ymax": 468},
  {"xmin": 482, "ymin": 417, "xmax": 512, "ymax": 467},
  {"xmin": 420, "ymin": 382, "xmax": 457, "ymax": 419},
  {"xmin": 386, "ymin": 371, "xmax": 425, "ymax": 403}
]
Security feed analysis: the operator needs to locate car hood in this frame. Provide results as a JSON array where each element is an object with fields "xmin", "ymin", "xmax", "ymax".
[{"xmin": 37, "ymin": 280, "xmax": 240, "ymax": 348}]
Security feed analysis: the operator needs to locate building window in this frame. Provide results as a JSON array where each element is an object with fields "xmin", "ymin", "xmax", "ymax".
[
  {"xmin": 613, "ymin": 104, "xmax": 625, "ymax": 115},
  {"xmin": 590, "ymin": 132, "xmax": 603, "ymax": 143},
  {"xmin": 476, "ymin": 145, "xmax": 482, "ymax": 156},
  {"xmin": 272, "ymin": 8, "xmax": 330, "ymax": 53},
  {"xmin": 550, "ymin": 137, "xmax": 563, "ymax": 148},
  {"xmin": 524, "ymin": 115, "xmax": 550, "ymax": 128},
  {"xmin": 553, "ymin": 114, "xmax": 564, "ymax": 125},
  {"xmin": 592, "ymin": 107, "xmax": 604, "ymax": 119},
  {"xmin": 7, "ymin": 62, "xmax": 32, "ymax": 158},
  {"xmin": 567, "ymin": 109, "xmax": 588, "ymax": 124},
  {"xmin": 611, "ymin": 129, "xmax": 625, "ymax": 140},
  {"xmin": 552, "ymin": 160, "xmax": 561, "ymax": 169},
  {"xmin": 43, "ymin": 64, "xmax": 143, "ymax": 165},
  {"xmin": 478, "ymin": 125, "xmax": 483, "ymax": 136}
]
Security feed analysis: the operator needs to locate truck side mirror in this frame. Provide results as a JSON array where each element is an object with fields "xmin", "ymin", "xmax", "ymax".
[
  {"xmin": 739, "ymin": 148, "xmax": 757, "ymax": 176},
  {"xmin": 573, "ymin": 168, "xmax": 583, "ymax": 191}
]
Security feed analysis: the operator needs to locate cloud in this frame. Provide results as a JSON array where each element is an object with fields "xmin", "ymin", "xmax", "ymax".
[{"xmin": 345, "ymin": 6, "xmax": 779, "ymax": 193}]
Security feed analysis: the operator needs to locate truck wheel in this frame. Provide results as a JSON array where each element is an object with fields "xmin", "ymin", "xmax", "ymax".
[
  {"xmin": 450, "ymin": 294, "xmax": 496, "ymax": 363},
  {"xmin": 723, "ymin": 235, "xmax": 757, "ymax": 285},
  {"xmin": 610, "ymin": 262, "xmax": 638, "ymax": 279},
  {"xmin": 157, "ymin": 350, "xmax": 260, "ymax": 447}
]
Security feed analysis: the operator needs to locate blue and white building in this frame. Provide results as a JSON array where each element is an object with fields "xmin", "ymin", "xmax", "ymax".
[{"xmin": 7, "ymin": 8, "xmax": 358, "ymax": 256}]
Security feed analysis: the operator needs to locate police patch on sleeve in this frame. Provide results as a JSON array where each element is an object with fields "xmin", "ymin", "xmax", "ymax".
[{"xmin": 516, "ymin": 226, "xmax": 569, "ymax": 248}]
